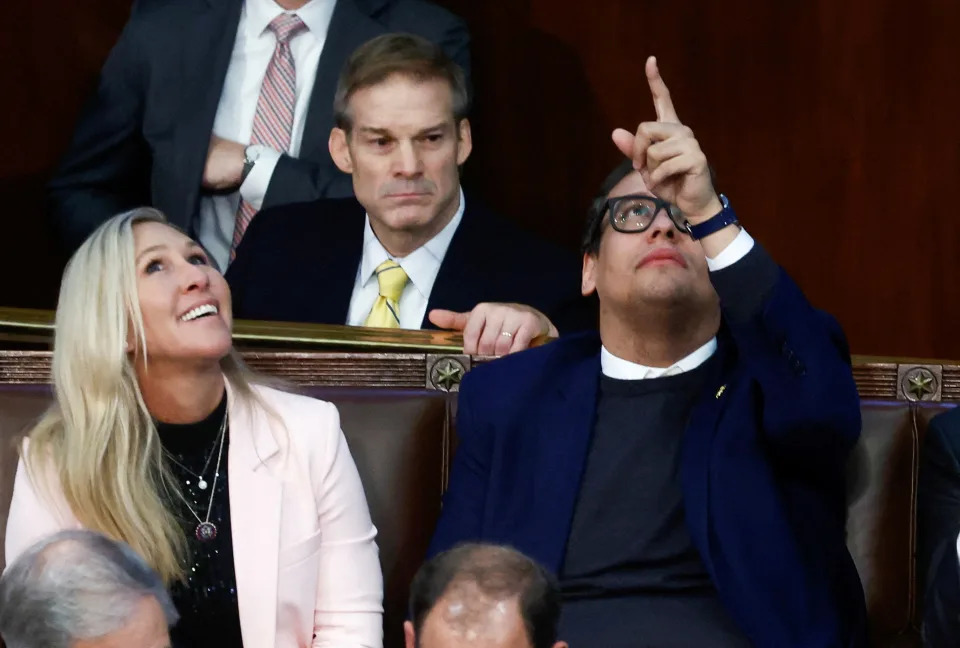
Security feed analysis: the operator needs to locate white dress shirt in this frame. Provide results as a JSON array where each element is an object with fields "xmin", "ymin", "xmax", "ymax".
[
  {"xmin": 197, "ymin": 0, "xmax": 336, "ymax": 271},
  {"xmin": 346, "ymin": 188, "xmax": 466, "ymax": 329},
  {"xmin": 601, "ymin": 338, "xmax": 719, "ymax": 379},
  {"xmin": 601, "ymin": 227, "xmax": 755, "ymax": 379}
]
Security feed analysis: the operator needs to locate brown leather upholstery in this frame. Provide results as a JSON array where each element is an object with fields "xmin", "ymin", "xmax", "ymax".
[
  {"xmin": 304, "ymin": 388, "xmax": 454, "ymax": 648},
  {"xmin": 0, "ymin": 384, "xmax": 952, "ymax": 647}
]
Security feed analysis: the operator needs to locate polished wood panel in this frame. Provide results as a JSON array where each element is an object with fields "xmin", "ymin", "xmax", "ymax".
[
  {"xmin": 0, "ymin": 307, "xmax": 954, "ymax": 401},
  {"xmin": 437, "ymin": 0, "xmax": 960, "ymax": 359},
  {"xmin": 0, "ymin": 1, "xmax": 132, "ymax": 309},
  {"xmin": 2, "ymin": 0, "xmax": 959, "ymax": 359},
  {"xmin": 1, "ymin": 346, "xmax": 957, "ymax": 402}
]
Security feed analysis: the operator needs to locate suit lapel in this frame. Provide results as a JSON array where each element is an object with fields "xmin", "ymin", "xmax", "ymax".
[
  {"xmin": 226, "ymin": 384, "xmax": 282, "ymax": 648},
  {"xmin": 423, "ymin": 202, "xmax": 485, "ymax": 326},
  {"xmin": 528, "ymin": 349, "xmax": 600, "ymax": 572},
  {"xmin": 313, "ymin": 200, "xmax": 367, "ymax": 324},
  {"xmin": 681, "ymin": 331, "xmax": 737, "ymax": 563},
  {"xmin": 172, "ymin": 0, "xmax": 243, "ymax": 230},
  {"xmin": 298, "ymin": 0, "xmax": 388, "ymax": 161}
]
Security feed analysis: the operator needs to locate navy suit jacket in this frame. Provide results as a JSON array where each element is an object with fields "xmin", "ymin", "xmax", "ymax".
[
  {"xmin": 47, "ymin": 0, "xmax": 469, "ymax": 254},
  {"xmin": 225, "ymin": 196, "xmax": 596, "ymax": 331},
  {"xmin": 918, "ymin": 406, "xmax": 960, "ymax": 647},
  {"xmin": 428, "ymin": 246, "xmax": 868, "ymax": 647}
]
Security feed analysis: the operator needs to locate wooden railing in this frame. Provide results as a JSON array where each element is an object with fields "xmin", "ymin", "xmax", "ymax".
[{"xmin": 1, "ymin": 307, "xmax": 956, "ymax": 401}]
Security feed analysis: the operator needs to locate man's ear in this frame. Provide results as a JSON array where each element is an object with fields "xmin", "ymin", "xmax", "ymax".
[
  {"xmin": 329, "ymin": 127, "xmax": 354, "ymax": 174},
  {"xmin": 581, "ymin": 252, "xmax": 598, "ymax": 297},
  {"xmin": 456, "ymin": 118, "xmax": 472, "ymax": 166},
  {"xmin": 403, "ymin": 621, "xmax": 416, "ymax": 648}
]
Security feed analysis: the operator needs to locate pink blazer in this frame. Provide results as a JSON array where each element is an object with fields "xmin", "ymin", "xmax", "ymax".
[{"xmin": 4, "ymin": 383, "xmax": 384, "ymax": 648}]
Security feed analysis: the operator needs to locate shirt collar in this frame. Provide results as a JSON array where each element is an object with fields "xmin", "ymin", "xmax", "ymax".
[
  {"xmin": 244, "ymin": 0, "xmax": 336, "ymax": 41},
  {"xmin": 359, "ymin": 187, "xmax": 466, "ymax": 299},
  {"xmin": 600, "ymin": 337, "xmax": 718, "ymax": 380}
]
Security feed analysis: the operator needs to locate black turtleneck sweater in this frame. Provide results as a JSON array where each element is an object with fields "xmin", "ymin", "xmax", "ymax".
[{"xmin": 156, "ymin": 393, "xmax": 244, "ymax": 648}]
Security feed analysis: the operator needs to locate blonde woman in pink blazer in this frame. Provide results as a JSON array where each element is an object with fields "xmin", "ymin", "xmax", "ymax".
[{"xmin": 4, "ymin": 208, "xmax": 383, "ymax": 648}]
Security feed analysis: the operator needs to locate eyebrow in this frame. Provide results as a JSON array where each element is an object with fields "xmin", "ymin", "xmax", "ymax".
[
  {"xmin": 356, "ymin": 122, "xmax": 450, "ymax": 138},
  {"xmin": 135, "ymin": 241, "xmax": 204, "ymax": 264}
]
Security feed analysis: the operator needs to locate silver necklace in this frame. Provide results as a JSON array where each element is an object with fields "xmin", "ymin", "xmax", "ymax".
[
  {"xmin": 165, "ymin": 417, "xmax": 225, "ymax": 491},
  {"xmin": 171, "ymin": 412, "xmax": 228, "ymax": 542}
]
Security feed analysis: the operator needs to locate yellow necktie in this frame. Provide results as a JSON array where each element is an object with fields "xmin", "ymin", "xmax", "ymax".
[{"xmin": 364, "ymin": 260, "xmax": 409, "ymax": 328}]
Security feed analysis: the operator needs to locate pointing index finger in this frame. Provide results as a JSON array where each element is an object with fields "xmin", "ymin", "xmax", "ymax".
[{"xmin": 646, "ymin": 56, "xmax": 679, "ymax": 123}]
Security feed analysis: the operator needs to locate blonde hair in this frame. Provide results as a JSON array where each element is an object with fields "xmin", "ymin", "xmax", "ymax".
[{"xmin": 25, "ymin": 208, "xmax": 268, "ymax": 584}]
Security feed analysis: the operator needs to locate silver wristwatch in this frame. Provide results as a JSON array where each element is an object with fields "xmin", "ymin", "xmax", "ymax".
[{"xmin": 241, "ymin": 145, "xmax": 263, "ymax": 183}]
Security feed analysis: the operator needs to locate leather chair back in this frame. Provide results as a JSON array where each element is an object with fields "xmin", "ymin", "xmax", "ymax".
[
  {"xmin": 846, "ymin": 401, "xmax": 955, "ymax": 646},
  {"xmin": 0, "ymin": 384, "xmax": 952, "ymax": 647}
]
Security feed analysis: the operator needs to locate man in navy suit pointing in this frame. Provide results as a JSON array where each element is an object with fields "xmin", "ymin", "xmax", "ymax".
[{"xmin": 427, "ymin": 56, "xmax": 868, "ymax": 647}]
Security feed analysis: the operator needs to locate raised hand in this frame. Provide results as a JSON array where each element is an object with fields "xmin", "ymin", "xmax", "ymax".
[{"xmin": 611, "ymin": 56, "xmax": 721, "ymax": 225}]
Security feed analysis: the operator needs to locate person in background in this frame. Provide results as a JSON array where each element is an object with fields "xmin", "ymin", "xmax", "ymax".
[
  {"xmin": 228, "ymin": 34, "xmax": 594, "ymax": 355},
  {"xmin": 6, "ymin": 208, "xmax": 383, "ymax": 647},
  {"xmin": 0, "ymin": 530, "xmax": 177, "ymax": 648},
  {"xmin": 918, "ymin": 407, "xmax": 960, "ymax": 646},
  {"xmin": 405, "ymin": 543, "xmax": 567, "ymax": 648},
  {"xmin": 48, "ymin": 0, "xmax": 469, "ymax": 273},
  {"xmin": 426, "ymin": 56, "xmax": 868, "ymax": 646}
]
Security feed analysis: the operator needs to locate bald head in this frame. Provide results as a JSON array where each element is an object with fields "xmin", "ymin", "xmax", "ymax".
[
  {"xmin": 0, "ymin": 530, "xmax": 176, "ymax": 648},
  {"xmin": 405, "ymin": 544, "xmax": 567, "ymax": 648}
]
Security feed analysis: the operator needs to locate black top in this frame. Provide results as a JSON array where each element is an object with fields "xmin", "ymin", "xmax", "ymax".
[
  {"xmin": 156, "ymin": 393, "xmax": 244, "ymax": 648},
  {"xmin": 559, "ymin": 357, "xmax": 750, "ymax": 647}
]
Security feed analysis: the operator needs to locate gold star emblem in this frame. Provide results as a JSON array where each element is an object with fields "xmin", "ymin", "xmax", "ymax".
[
  {"xmin": 907, "ymin": 372, "xmax": 935, "ymax": 400},
  {"xmin": 434, "ymin": 360, "xmax": 464, "ymax": 391}
]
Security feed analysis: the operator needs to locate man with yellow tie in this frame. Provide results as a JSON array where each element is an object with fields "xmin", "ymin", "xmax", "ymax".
[{"xmin": 226, "ymin": 33, "xmax": 595, "ymax": 355}]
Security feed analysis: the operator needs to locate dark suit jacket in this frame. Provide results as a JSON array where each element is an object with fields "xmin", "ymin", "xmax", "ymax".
[
  {"xmin": 918, "ymin": 407, "xmax": 960, "ymax": 647},
  {"xmin": 427, "ymin": 246, "xmax": 868, "ymax": 647},
  {"xmin": 47, "ymin": 0, "xmax": 469, "ymax": 254},
  {"xmin": 225, "ymin": 196, "xmax": 596, "ymax": 332}
]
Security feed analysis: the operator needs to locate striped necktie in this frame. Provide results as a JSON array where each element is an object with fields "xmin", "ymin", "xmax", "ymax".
[
  {"xmin": 364, "ymin": 260, "xmax": 409, "ymax": 328},
  {"xmin": 231, "ymin": 13, "xmax": 307, "ymax": 258}
]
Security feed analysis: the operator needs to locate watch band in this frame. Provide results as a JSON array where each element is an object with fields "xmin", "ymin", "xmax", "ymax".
[
  {"xmin": 686, "ymin": 194, "xmax": 739, "ymax": 240},
  {"xmin": 241, "ymin": 145, "xmax": 259, "ymax": 183}
]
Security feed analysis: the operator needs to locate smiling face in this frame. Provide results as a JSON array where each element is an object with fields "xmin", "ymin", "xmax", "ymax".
[
  {"xmin": 131, "ymin": 222, "xmax": 232, "ymax": 368},
  {"xmin": 582, "ymin": 170, "xmax": 717, "ymax": 312}
]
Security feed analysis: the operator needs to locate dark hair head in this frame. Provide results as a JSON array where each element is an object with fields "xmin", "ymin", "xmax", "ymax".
[
  {"xmin": 409, "ymin": 543, "xmax": 560, "ymax": 648},
  {"xmin": 333, "ymin": 33, "xmax": 470, "ymax": 133},
  {"xmin": 580, "ymin": 159, "xmax": 636, "ymax": 256}
]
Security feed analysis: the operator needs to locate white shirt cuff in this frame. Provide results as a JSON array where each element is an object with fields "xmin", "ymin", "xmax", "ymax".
[
  {"xmin": 706, "ymin": 228, "xmax": 755, "ymax": 271},
  {"xmin": 238, "ymin": 147, "xmax": 282, "ymax": 210}
]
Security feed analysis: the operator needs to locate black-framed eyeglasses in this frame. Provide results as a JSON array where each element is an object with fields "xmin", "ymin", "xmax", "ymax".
[{"xmin": 602, "ymin": 194, "xmax": 691, "ymax": 235}]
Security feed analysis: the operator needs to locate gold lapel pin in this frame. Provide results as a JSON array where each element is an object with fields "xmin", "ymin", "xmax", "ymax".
[{"xmin": 715, "ymin": 384, "xmax": 727, "ymax": 399}]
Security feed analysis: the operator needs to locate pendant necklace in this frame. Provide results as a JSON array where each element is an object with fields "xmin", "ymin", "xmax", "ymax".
[
  {"xmin": 172, "ymin": 412, "xmax": 227, "ymax": 542},
  {"xmin": 165, "ymin": 415, "xmax": 225, "ymax": 491}
]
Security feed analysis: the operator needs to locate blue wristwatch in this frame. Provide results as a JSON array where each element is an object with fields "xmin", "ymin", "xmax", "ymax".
[{"xmin": 686, "ymin": 194, "xmax": 739, "ymax": 240}]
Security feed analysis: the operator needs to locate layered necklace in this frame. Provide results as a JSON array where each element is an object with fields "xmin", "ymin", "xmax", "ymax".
[{"xmin": 166, "ymin": 411, "xmax": 228, "ymax": 542}]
